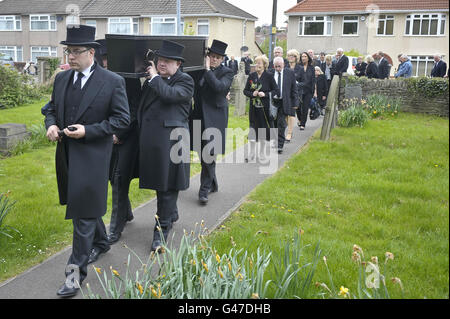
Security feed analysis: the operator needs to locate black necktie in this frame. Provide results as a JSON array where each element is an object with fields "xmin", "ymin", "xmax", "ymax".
[
  {"xmin": 277, "ymin": 71, "xmax": 282, "ymax": 96},
  {"xmin": 74, "ymin": 72, "xmax": 84, "ymax": 90}
]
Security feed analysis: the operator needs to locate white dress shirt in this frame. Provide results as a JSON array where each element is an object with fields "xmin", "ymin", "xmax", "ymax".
[{"xmin": 73, "ymin": 61, "xmax": 95, "ymax": 89}]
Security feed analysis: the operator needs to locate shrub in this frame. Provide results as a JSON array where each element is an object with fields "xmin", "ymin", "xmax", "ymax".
[
  {"xmin": 0, "ymin": 65, "xmax": 45, "ymax": 109},
  {"xmin": 338, "ymin": 98, "xmax": 370, "ymax": 127},
  {"xmin": 364, "ymin": 94, "xmax": 400, "ymax": 118},
  {"xmin": 405, "ymin": 76, "xmax": 449, "ymax": 98}
]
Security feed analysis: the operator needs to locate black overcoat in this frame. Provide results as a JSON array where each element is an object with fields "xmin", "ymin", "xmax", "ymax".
[
  {"xmin": 269, "ymin": 68, "xmax": 298, "ymax": 116},
  {"xmin": 366, "ymin": 62, "xmax": 379, "ymax": 79},
  {"xmin": 44, "ymin": 66, "xmax": 130, "ymax": 219},
  {"xmin": 138, "ymin": 69, "xmax": 194, "ymax": 191},
  {"xmin": 191, "ymin": 65, "xmax": 234, "ymax": 155}
]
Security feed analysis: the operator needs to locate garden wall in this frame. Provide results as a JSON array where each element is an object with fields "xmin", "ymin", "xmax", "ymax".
[{"xmin": 338, "ymin": 75, "xmax": 449, "ymax": 117}]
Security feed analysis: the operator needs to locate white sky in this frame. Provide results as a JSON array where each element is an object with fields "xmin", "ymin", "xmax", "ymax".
[{"xmin": 225, "ymin": 0, "xmax": 298, "ymax": 27}]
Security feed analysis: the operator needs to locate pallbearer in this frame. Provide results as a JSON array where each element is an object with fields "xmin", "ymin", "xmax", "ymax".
[
  {"xmin": 138, "ymin": 40, "xmax": 194, "ymax": 252},
  {"xmin": 191, "ymin": 40, "xmax": 234, "ymax": 205}
]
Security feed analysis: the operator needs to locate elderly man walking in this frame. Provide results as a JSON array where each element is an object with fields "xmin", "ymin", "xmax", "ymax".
[
  {"xmin": 431, "ymin": 54, "xmax": 448, "ymax": 78},
  {"xmin": 270, "ymin": 56, "xmax": 298, "ymax": 154},
  {"xmin": 395, "ymin": 54, "xmax": 412, "ymax": 78},
  {"xmin": 45, "ymin": 25, "xmax": 130, "ymax": 298}
]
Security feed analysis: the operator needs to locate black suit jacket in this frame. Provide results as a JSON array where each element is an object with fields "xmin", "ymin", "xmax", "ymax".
[
  {"xmin": 191, "ymin": 65, "xmax": 234, "ymax": 155},
  {"xmin": 269, "ymin": 68, "xmax": 298, "ymax": 116},
  {"xmin": 334, "ymin": 55, "xmax": 349, "ymax": 76},
  {"xmin": 44, "ymin": 66, "xmax": 130, "ymax": 219},
  {"xmin": 227, "ymin": 60, "xmax": 238, "ymax": 75},
  {"xmin": 355, "ymin": 62, "xmax": 367, "ymax": 77},
  {"xmin": 138, "ymin": 69, "xmax": 194, "ymax": 191},
  {"xmin": 431, "ymin": 60, "xmax": 447, "ymax": 77},
  {"xmin": 378, "ymin": 58, "xmax": 390, "ymax": 79}
]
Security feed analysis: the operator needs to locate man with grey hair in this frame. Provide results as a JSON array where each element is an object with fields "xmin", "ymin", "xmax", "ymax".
[
  {"xmin": 269, "ymin": 46, "xmax": 288, "ymax": 71},
  {"xmin": 270, "ymin": 56, "xmax": 298, "ymax": 154},
  {"xmin": 431, "ymin": 54, "xmax": 447, "ymax": 77},
  {"xmin": 308, "ymin": 49, "xmax": 321, "ymax": 67},
  {"xmin": 394, "ymin": 54, "xmax": 412, "ymax": 78},
  {"xmin": 333, "ymin": 48, "xmax": 349, "ymax": 76},
  {"xmin": 377, "ymin": 51, "xmax": 391, "ymax": 79}
]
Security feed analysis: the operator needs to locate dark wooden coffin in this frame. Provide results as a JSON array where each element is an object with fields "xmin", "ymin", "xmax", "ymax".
[{"xmin": 105, "ymin": 34, "xmax": 208, "ymax": 78}]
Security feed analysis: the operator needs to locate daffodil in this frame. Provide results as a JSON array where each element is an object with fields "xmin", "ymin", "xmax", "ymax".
[
  {"xmin": 338, "ymin": 286, "xmax": 349, "ymax": 297},
  {"xmin": 215, "ymin": 253, "xmax": 221, "ymax": 263},
  {"xmin": 136, "ymin": 282, "xmax": 144, "ymax": 295},
  {"xmin": 94, "ymin": 266, "xmax": 102, "ymax": 274},
  {"xmin": 110, "ymin": 266, "xmax": 120, "ymax": 277}
]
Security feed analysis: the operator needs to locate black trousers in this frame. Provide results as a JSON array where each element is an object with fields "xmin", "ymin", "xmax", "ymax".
[
  {"xmin": 296, "ymin": 92, "xmax": 312, "ymax": 127},
  {"xmin": 68, "ymin": 217, "xmax": 109, "ymax": 283},
  {"xmin": 109, "ymin": 133, "xmax": 138, "ymax": 235},
  {"xmin": 155, "ymin": 190, "xmax": 179, "ymax": 231},
  {"xmin": 273, "ymin": 106, "xmax": 288, "ymax": 149},
  {"xmin": 199, "ymin": 156, "xmax": 218, "ymax": 197}
]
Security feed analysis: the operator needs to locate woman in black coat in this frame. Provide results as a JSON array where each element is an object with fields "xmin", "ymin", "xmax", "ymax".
[
  {"xmin": 314, "ymin": 66, "xmax": 328, "ymax": 113},
  {"xmin": 286, "ymin": 49, "xmax": 302, "ymax": 142},
  {"xmin": 355, "ymin": 56, "xmax": 367, "ymax": 77},
  {"xmin": 243, "ymin": 55, "xmax": 279, "ymax": 161},
  {"xmin": 365, "ymin": 55, "xmax": 379, "ymax": 79},
  {"xmin": 296, "ymin": 52, "xmax": 315, "ymax": 130}
]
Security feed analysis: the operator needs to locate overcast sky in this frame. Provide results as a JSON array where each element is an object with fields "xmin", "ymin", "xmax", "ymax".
[{"xmin": 225, "ymin": 0, "xmax": 298, "ymax": 27}]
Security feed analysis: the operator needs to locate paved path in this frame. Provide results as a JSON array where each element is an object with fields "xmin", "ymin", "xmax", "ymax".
[{"xmin": 0, "ymin": 118, "xmax": 323, "ymax": 299}]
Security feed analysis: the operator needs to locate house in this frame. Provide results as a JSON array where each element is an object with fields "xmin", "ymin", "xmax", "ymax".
[
  {"xmin": 285, "ymin": 0, "xmax": 449, "ymax": 76},
  {"xmin": 0, "ymin": 0, "xmax": 259, "ymax": 63}
]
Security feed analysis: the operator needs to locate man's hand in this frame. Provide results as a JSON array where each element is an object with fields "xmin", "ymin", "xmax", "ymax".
[
  {"xmin": 205, "ymin": 55, "xmax": 211, "ymax": 70},
  {"xmin": 46, "ymin": 125, "xmax": 61, "ymax": 142},
  {"xmin": 145, "ymin": 61, "xmax": 158, "ymax": 79},
  {"xmin": 64, "ymin": 124, "xmax": 85, "ymax": 139}
]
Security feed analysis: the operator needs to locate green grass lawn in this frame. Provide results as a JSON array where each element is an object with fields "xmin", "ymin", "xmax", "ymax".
[
  {"xmin": 0, "ymin": 99, "xmax": 249, "ymax": 282},
  {"xmin": 208, "ymin": 113, "xmax": 449, "ymax": 299}
]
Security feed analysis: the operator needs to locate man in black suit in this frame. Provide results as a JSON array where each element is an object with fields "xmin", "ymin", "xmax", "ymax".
[
  {"xmin": 44, "ymin": 25, "xmax": 130, "ymax": 298},
  {"xmin": 308, "ymin": 49, "xmax": 321, "ymax": 68},
  {"xmin": 93, "ymin": 40, "xmax": 141, "ymax": 245},
  {"xmin": 191, "ymin": 39, "xmax": 234, "ymax": 205},
  {"xmin": 227, "ymin": 55, "xmax": 239, "ymax": 75},
  {"xmin": 319, "ymin": 52, "xmax": 327, "ymax": 73},
  {"xmin": 270, "ymin": 57, "xmax": 298, "ymax": 154},
  {"xmin": 268, "ymin": 46, "xmax": 289, "ymax": 72},
  {"xmin": 377, "ymin": 51, "xmax": 391, "ymax": 79},
  {"xmin": 334, "ymin": 48, "xmax": 349, "ymax": 76},
  {"xmin": 138, "ymin": 40, "xmax": 194, "ymax": 252},
  {"xmin": 431, "ymin": 54, "xmax": 447, "ymax": 77},
  {"xmin": 242, "ymin": 51, "xmax": 253, "ymax": 75}
]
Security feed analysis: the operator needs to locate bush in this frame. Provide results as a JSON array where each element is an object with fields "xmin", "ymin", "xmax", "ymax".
[
  {"xmin": 338, "ymin": 98, "xmax": 370, "ymax": 127},
  {"xmin": 405, "ymin": 76, "xmax": 449, "ymax": 98},
  {"xmin": 0, "ymin": 65, "xmax": 45, "ymax": 109}
]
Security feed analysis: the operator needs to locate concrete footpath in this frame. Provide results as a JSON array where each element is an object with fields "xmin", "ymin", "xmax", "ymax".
[{"xmin": 0, "ymin": 118, "xmax": 323, "ymax": 299}]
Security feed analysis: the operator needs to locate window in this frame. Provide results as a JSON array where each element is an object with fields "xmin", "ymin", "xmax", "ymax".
[
  {"xmin": 30, "ymin": 15, "xmax": 56, "ymax": 31},
  {"xmin": 108, "ymin": 17, "xmax": 139, "ymax": 35},
  {"xmin": 85, "ymin": 20, "xmax": 97, "ymax": 36},
  {"xmin": 342, "ymin": 16, "xmax": 358, "ymax": 35},
  {"xmin": 405, "ymin": 13, "xmax": 446, "ymax": 36},
  {"xmin": 0, "ymin": 15, "xmax": 21, "ymax": 31},
  {"xmin": 377, "ymin": 15, "xmax": 394, "ymax": 35},
  {"xmin": 197, "ymin": 19, "xmax": 209, "ymax": 36},
  {"xmin": 0, "ymin": 46, "xmax": 23, "ymax": 61},
  {"xmin": 151, "ymin": 17, "xmax": 176, "ymax": 35},
  {"xmin": 31, "ymin": 46, "xmax": 57, "ymax": 63},
  {"xmin": 409, "ymin": 56, "xmax": 435, "ymax": 76},
  {"xmin": 298, "ymin": 16, "xmax": 332, "ymax": 36}
]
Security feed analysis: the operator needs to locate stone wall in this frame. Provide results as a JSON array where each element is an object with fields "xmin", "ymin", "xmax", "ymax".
[{"xmin": 338, "ymin": 76, "xmax": 449, "ymax": 117}]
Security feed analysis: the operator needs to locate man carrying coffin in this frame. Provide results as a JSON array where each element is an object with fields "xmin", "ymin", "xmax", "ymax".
[
  {"xmin": 190, "ymin": 39, "xmax": 234, "ymax": 205},
  {"xmin": 138, "ymin": 40, "xmax": 194, "ymax": 252}
]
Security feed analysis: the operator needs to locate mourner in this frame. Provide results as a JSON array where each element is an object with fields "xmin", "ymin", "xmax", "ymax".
[
  {"xmin": 191, "ymin": 40, "xmax": 234, "ymax": 205},
  {"xmin": 94, "ymin": 40, "xmax": 142, "ymax": 245},
  {"xmin": 138, "ymin": 40, "xmax": 194, "ymax": 252},
  {"xmin": 243, "ymin": 55, "xmax": 279, "ymax": 162},
  {"xmin": 270, "ymin": 56, "xmax": 298, "ymax": 154},
  {"xmin": 296, "ymin": 52, "xmax": 315, "ymax": 131},
  {"xmin": 44, "ymin": 25, "xmax": 130, "ymax": 298}
]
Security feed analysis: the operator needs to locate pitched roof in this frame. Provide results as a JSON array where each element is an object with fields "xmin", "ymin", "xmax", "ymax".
[
  {"xmin": 285, "ymin": 0, "xmax": 449, "ymax": 14},
  {"xmin": 0, "ymin": 0, "xmax": 257, "ymax": 20}
]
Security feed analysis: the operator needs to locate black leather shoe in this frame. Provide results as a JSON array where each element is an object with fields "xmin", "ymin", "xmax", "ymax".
[
  {"xmin": 107, "ymin": 232, "xmax": 121, "ymax": 245},
  {"xmin": 151, "ymin": 239, "xmax": 163, "ymax": 252},
  {"xmin": 172, "ymin": 212, "xmax": 179, "ymax": 223},
  {"xmin": 199, "ymin": 195, "xmax": 208, "ymax": 205},
  {"xmin": 57, "ymin": 283, "xmax": 79, "ymax": 298},
  {"xmin": 278, "ymin": 148, "xmax": 283, "ymax": 154},
  {"xmin": 127, "ymin": 214, "xmax": 134, "ymax": 222},
  {"xmin": 88, "ymin": 246, "xmax": 110, "ymax": 264}
]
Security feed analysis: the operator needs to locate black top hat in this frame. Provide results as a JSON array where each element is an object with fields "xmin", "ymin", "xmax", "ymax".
[
  {"xmin": 208, "ymin": 39, "xmax": 228, "ymax": 56},
  {"xmin": 96, "ymin": 39, "xmax": 107, "ymax": 56},
  {"xmin": 60, "ymin": 25, "xmax": 100, "ymax": 48},
  {"xmin": 155, "ymin": 40, "xmax": 185, "ymax": 62}
]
